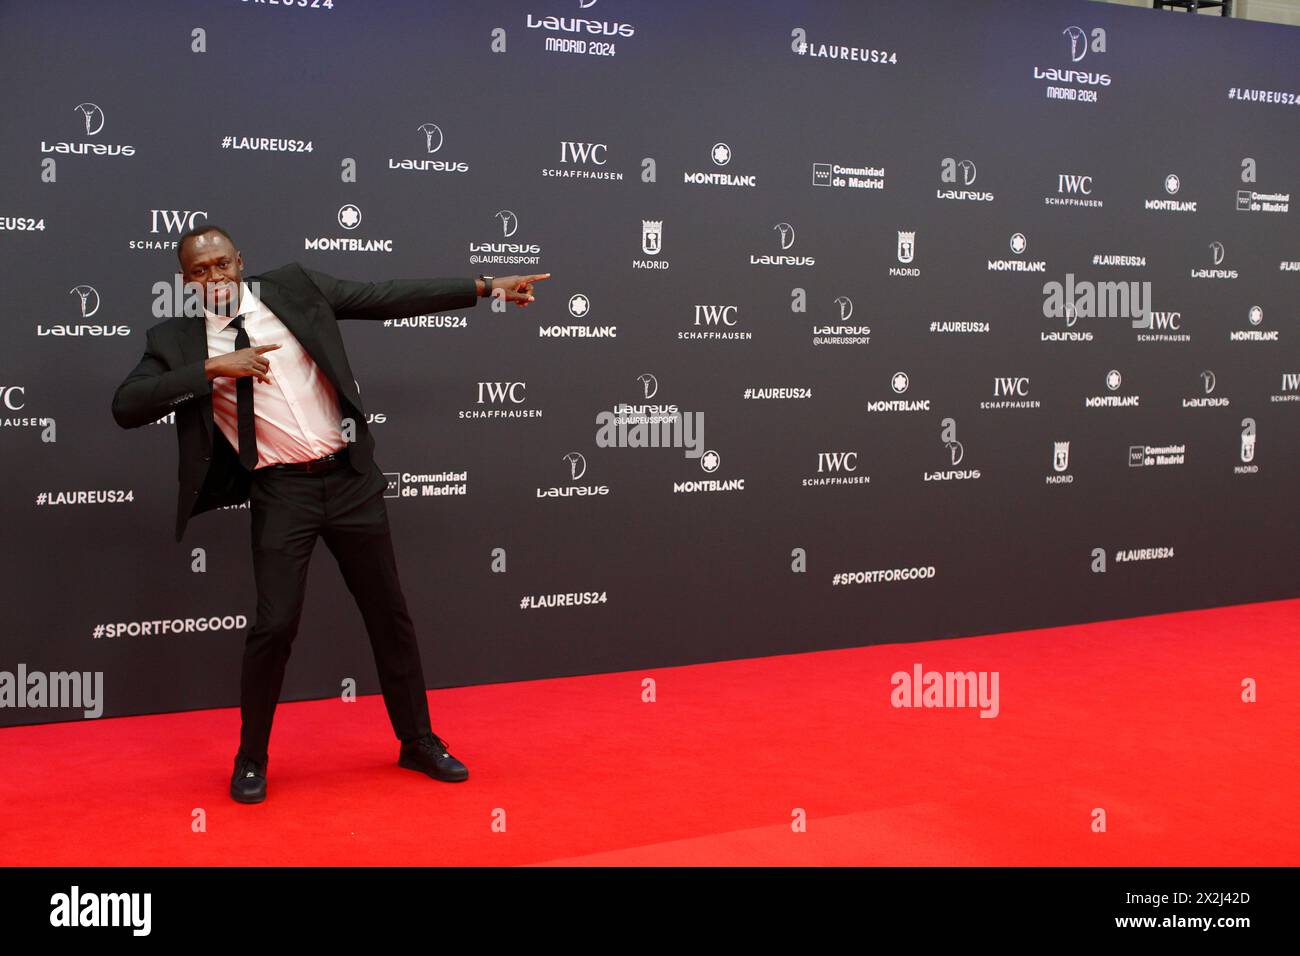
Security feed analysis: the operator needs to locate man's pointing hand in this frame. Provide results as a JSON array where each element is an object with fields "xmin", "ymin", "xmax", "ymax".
[
  {"xmin": 204, "ymin": 343, "xmax": 281, "ymax": 384},
  {"xmin": 488, "ymin": 273, "xmax": 551, "ymax": 308}
]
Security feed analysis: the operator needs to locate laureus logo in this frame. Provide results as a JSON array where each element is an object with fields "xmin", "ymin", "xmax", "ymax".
[
  {"xmin": 922, "ymin": 417, "xmax": 979, "ymax": 481},
  {"xmin": 750, "ymin": 222, "xmax": 813, "ymax": 266},
  {"xmin": 69, "ymin": 285, "xmax": 100, "ymax": 318},
  {"xmin": 563, "ymin": 451, "xmax": 587, "ymax": 480},
  {"xmin": 942, "ymin": 420, "xmax": 964, "ymax": 466},
  {"xmin": 389, "ymin": 122, "xmax": 468, "ymax": 174},
  {"xmin": 925, "ymin": 418, "xmax": 977, "ymax": 481},
  {"xmin": 834, "ymin": 295, "xmax": 853, "ymax": 321},
  {"xmin": 938, "ymin": 158, "xmax": 993, "ymax": 202},
  {"xmin": 637, "ymin": 372, "xmax": 658, "ymax": 399},
  {"xmin": 1033, "ymin": 26, "xmax": 1109, "ymax": 90},
  {"xmin": 942, "ymin": 157, "xmax": 977, "ymax": 186},
  {"xmin": 417, "ymin": 123, "xmax": 444, "ymax": 153},
  {"xmin": 469, "ymin": 210, "xmax": 541, "ymax": 267},
  {"xmin": 1063, "ymin": 25, "xmax": 1089, "ymax": 62},
  {"xmin": 74, "ymin": 102, "xmax": 105, "ymax": 135},
  {"xmin": 537, "ymin": 451, "xmax": 610, "ymax": 498},
  {"xmin": 41, "ymin": 102, "xmax": 136, "ymax": 157}
]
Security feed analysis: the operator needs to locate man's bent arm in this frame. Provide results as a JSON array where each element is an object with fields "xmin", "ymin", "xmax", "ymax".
[
  {"xmin": 300, "ymin": 264, "xmax": 480, "ymax": 322},
  {"xmin": 111, "ymin": 326, "xmax": 211, "ymax": 429}
]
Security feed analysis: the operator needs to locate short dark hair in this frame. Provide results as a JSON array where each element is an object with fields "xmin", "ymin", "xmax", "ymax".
[{"xmin": 177, "ymin": 222, "xmax": 236, "ymax": 264}]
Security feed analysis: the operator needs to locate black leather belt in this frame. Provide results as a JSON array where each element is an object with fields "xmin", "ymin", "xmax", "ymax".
[{"xmin": 261, "ymin": 448, "xmax": 349, "ymax": 474}]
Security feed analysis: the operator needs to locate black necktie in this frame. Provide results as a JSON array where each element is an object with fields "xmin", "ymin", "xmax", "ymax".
[{"xmin": 226, "ymin": 314, "xmax": 259, "ymax": 470}]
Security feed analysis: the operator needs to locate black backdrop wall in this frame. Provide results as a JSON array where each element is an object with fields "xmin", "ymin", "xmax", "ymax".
[{"xmin": 2, "ymin": 0, "xmax": 1296, "ymax": 727}]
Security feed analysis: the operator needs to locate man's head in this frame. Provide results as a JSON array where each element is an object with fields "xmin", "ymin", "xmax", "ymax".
[{"xmin": 178, "ymin": 223, "xmax": 243, "ymax": 316}]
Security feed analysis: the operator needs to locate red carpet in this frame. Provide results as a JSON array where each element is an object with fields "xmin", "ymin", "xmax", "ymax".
[{"xmin": 3, "ymin": 598, "xmax": 1297, "ymax": 866}]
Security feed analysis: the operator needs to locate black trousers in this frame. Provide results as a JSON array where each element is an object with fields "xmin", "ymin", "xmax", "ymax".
[{"xmin": 237, "ymin": 458, "xmax": 432, "ymax": 765}]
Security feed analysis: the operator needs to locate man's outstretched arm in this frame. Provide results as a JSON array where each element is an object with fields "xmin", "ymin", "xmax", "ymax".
[
  {"xmin": 299, "ymin": 265, "xmax": 480, "ymax": 322},
  {"xmin": 111, "ymin": 326, "xmax": 211, "ymax": 429},
  {"xmin": 299, "ymin": 264, "xmax": 549, "ymax": 320}
]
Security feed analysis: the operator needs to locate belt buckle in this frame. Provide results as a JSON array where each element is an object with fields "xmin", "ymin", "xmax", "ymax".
[
  {"xmin": 270, "ymin": 449, "xmax": 345, "ymax": 473},
  {"xmin": 312, "ymin": 450, "xmax": 344, "ymax": 472}
]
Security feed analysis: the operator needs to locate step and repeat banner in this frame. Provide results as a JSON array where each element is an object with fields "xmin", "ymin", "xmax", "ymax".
[{"xmin": 1, "ymin": 0, "xmax": 1296, "ymax": 726}]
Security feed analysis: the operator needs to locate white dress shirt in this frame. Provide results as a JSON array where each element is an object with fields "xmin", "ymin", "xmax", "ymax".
[{"xmin": 203, "ymin": 280, "xmax": 346, "ymax": 469}]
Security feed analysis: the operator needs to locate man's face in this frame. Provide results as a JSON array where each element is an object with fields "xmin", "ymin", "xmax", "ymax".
[{"xmin": 180, "ymin": 232, "xmax": 243, "ymax": 316}]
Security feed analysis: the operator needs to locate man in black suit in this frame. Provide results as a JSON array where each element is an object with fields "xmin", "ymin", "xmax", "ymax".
[{"xmin": 112, "ymin": 223, "xmax": 549, "ymax": 803}]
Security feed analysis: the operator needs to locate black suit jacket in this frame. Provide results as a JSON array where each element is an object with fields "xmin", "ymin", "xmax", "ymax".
[{"xmin": 112, "ymin": 261, "xmax": 479, "ymax": 542}]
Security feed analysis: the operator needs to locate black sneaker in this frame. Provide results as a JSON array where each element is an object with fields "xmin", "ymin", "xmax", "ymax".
[
  {"xmin": 398, "ymin": 732, "xmax": 469, "ymax": 782},
  {"xmin": 230, "ymin": 753, "xmax": 268, "ymax": 803}
]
